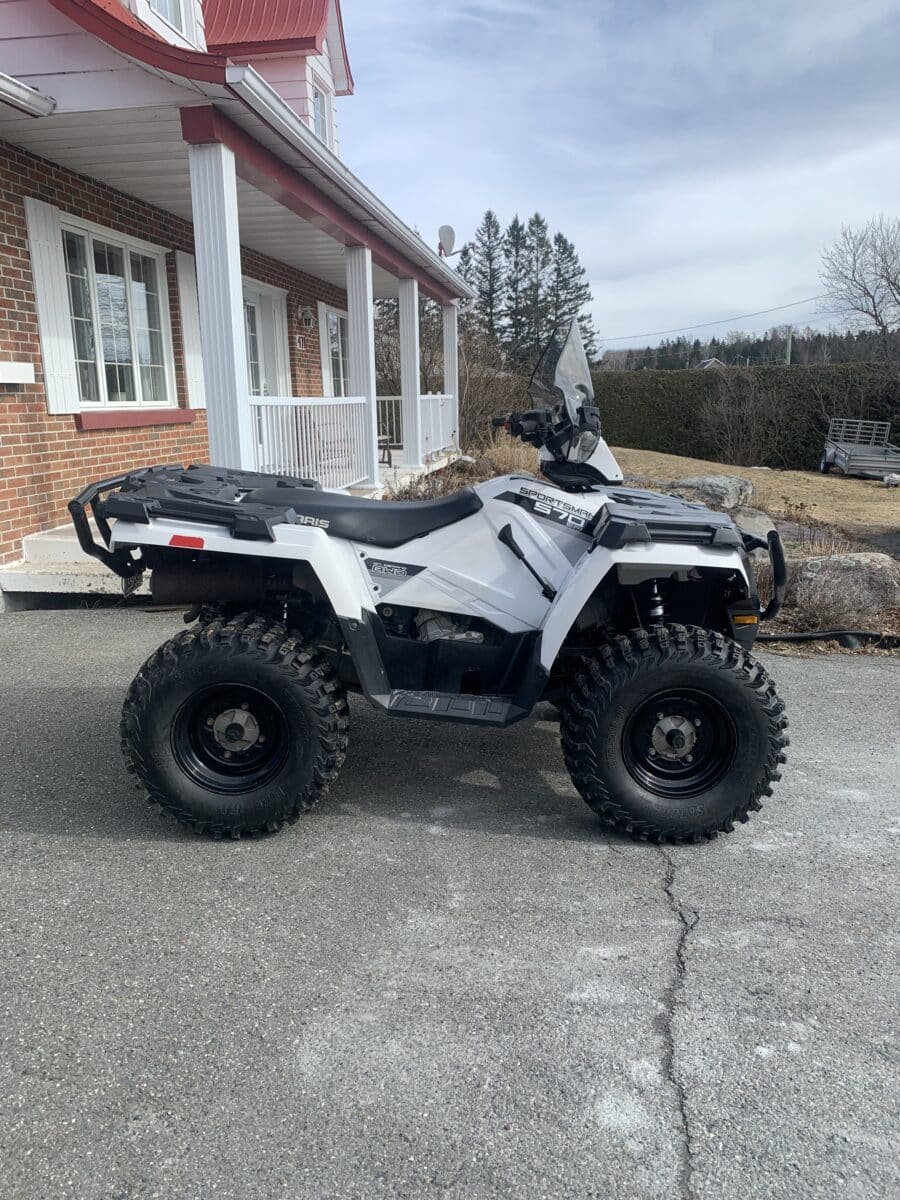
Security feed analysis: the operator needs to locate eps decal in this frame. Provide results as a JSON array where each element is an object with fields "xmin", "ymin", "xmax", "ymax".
[{"xmin": 365, "ymin": 559, "xmax": 425, "ymax": 580}]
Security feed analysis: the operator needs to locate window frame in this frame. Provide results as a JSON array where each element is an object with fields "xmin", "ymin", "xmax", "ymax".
[
  {"xmin": 317, "ymin": 302, "xmax": 351, "ymax": 397},
  {"xmin": 132, "ymin": 0, "xmax": 201, "ymax": 50},
  {"xmin": 310, "ymin": 77, "xmax": 332, "ymax": 147},
  {"xmin": 59, "ymin": 214, "xmax": 178, "ymax": 411}
]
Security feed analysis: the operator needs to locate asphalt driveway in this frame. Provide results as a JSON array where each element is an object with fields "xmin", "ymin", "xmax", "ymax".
[{"xmin": 1, "ymin": 609, "xmax": 897, "ymax": 1200}]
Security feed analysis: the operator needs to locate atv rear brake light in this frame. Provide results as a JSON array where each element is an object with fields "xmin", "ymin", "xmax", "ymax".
[{"xmin": 169, "ymin": 534, "xmax": 204, "ymax": 549}]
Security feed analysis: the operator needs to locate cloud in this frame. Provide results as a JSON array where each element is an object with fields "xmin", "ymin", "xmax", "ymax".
[{"xmin": 337, "ymin": 0, "xmax": 900, "ymax": 346}]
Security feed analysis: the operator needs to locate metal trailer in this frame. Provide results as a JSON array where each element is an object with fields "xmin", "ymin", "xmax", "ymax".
[{"xmin": 820, "ymin": 418, "xmax": 900, "ymax": 480}]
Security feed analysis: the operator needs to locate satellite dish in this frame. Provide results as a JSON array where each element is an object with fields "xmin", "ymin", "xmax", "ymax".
[{"xmin": 438, "ymin": 224, "xmax": 456, "ymax": 257}]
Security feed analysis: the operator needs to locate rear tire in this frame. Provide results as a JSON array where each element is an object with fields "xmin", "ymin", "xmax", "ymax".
[
  {"xmin": 560, "ymin": 625, "xmax": 788, "ymax": 843},
  {"xmin": 121, "ymin": 612, "xmax": 349, "ymax": 837}
]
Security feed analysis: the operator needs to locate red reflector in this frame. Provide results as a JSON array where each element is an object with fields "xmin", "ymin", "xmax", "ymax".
[{"xmin": 169, "ymin": 535, "xmax": 204, "ymax": 549}]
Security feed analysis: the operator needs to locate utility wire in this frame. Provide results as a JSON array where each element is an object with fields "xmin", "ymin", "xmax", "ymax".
[{"xmin": 602, "ymin": 294, "xmax": 831, "ymax": 342}]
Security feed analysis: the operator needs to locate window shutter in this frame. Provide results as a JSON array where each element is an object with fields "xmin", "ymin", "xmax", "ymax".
[
  {"xmin": 317, "ymin": 300, "xmax": 333, "ymax": 396},
  {"xmin": 175, "ymin": 250, "xmax": 206, "ymax": 409},
  {"xmin": 24, "ymin": 198, "xmax": 79, "ymax": 414}
]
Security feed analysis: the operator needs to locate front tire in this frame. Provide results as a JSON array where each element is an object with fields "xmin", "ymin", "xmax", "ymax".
[
  {"xmin": 560, "ymin": 625, "xmax": 788, "ymax": 842},
  {"xmin": 121, "ymin": 612, "xmax": 349, "ymax": 837}
]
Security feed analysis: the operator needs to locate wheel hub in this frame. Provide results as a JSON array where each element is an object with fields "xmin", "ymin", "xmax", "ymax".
[
  {"xmin": 211, "ymin": 707, "xmax": 260, "ymax": 752},
  {"xmin": 651, "ymin": 714, "xmax": 697, "ymax": 761}
]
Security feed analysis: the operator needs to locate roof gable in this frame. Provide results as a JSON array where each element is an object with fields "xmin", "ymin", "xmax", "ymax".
[{"xmin": 204, "ymin": 0, "xmax": 353, "ymax": 93}]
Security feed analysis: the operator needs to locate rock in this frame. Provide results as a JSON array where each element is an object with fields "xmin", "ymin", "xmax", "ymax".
[
  {"xmin": 884, "ymin": 473, "xmax": 900, "ymax": 488},
  {"xmin": 731, "ymin": 506, "xmax": 777, "ymax": 561},
  {"xmin": 792, "ymin": 552, "xmax": 900, "ymax": 615},
  {"xmin": 669, "ymin": 474, "xmax": 753, "ymax": 509}
]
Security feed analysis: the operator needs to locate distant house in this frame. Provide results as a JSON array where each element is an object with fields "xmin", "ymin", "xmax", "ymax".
[
  {"xmin": 0, "ymin": 0, "xmax": 474, "ymax": 569},
  {"xmin": 695, "ymin": 357, "xmax": 728, "ymax": 370}
]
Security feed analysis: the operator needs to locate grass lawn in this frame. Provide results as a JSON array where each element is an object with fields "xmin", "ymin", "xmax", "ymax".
[{"xmin": 613, "ymin": 446, "xmax": 900, "ymax": 556}]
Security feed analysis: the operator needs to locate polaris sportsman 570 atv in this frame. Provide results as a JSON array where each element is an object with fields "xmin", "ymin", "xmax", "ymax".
[{"xmin": 70, "ymin": 319, "xmax": 789, "ymax": 843}]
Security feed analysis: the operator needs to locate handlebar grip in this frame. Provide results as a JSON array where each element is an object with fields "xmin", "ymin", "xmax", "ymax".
[{"xmin": 491, "ymin": 415, "xmax": 510, "ymax": 428}]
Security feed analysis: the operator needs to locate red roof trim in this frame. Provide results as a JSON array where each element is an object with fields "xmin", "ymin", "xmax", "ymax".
[
  {"xmin": 46, "ymin": 0, "xmax": 230, "ymax": 84},
  {"xmin": 207, "ymin": 36, "xmax": 323, "ymax": 59},
  {"xmin": 181, "ymin": 105, "xmax": 456, "ymax": 304}
]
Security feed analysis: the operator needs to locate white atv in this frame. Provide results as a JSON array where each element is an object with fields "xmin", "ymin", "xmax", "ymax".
[{"xmin": 70, "ymin": 320, "xmax": 788, "ymax": 843}]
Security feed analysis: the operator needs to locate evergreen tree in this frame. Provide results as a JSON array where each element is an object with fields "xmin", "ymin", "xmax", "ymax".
[
  {"xmin": 548, "ymin": 231, "xmax": 597, "ymax": 358},
  {"xmin": 471, "ymin": 210, "xmax": 505, "ymax": 338},
  {"xmin": 523, "ymin": 213, "xmax": 553, "ymax": 362},
  {"xmin": 502, "ymin": 215, "xmax": 529, "ymax": 361}
]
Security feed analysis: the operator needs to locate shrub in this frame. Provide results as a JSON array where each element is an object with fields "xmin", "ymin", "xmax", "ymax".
[{"xmin": 592, "ymin": 363, "xmax": 899, "ymax": 469}]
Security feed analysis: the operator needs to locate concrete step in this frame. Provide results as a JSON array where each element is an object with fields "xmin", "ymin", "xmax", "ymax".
[
  {"xmin": 22, "ymin": 522, "xmax": 97, "ymax": 565},
  {"xmin": 0, "ymin": 559, "xmax": 149, "ymax": 611}
]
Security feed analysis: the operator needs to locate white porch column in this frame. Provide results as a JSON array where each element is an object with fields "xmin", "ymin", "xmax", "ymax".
[
  {"xmin": 345, "ymin": 244, "xmax": 379, "ymax": 487},
  {"xmin": 187, "ymin": 142, "xmax": 254, "ymax": 469},
  {"xmin": 442, "ymin": 301, "xmax": 460, "ymax": 450},
  {"xmin": 399, "ymin": 278, "xmax": 423, "ymax": 467}
]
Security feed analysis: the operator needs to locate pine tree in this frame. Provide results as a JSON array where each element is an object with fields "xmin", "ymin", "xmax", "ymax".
[
  {"xmin": 523, "ymin": 213, "xmax": 553, "ymax": 362},
  {"xmin": 502, "ymin": 215, "xmax": 529, "ymax": 361},
  {"xmin": 548, "ymin": 231, "xmax": 597, "ymax": 358},
  {"xmin": 471, "ymin": 210, "xmax": 505, "ymax": 338}
]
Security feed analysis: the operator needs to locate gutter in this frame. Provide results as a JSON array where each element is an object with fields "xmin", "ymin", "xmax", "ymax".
[
  {"xmin": 225, "ymin": 66, "xmax": 475, "ymax": 302},
  {"xmin": 0, "ymin": 72, "xmax": 56, "ymax": 118}
]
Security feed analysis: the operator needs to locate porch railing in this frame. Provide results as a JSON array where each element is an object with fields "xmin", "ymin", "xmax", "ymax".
[
  {"xmin": 377, "ymin": 396, "xmax": 403, "ymax": 447},
  {"xmin": 421, "ymin": 393, "xmax": 455, "ymax": 460},
  {"xmin": 251, "ymin": 396, "xmax": 369, "ymax": 490}
]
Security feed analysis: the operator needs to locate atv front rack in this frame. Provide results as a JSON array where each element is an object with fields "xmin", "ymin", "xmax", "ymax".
[{"xmin": 69, "ymin": 464, "xmax": 321, "ymax": 579}]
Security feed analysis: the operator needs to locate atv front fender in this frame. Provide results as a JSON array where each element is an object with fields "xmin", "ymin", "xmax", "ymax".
[{"xmin": 537, "ymin": 541, "xmax": 752, "ymax": 671}]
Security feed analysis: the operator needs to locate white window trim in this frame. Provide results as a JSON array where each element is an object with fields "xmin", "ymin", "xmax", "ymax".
[
  {"xmin": 242, "ymin": 277, "xmax": 291, "ymax": 396},
  {"xmin": 309, "ymin": 73, "xmax": 333, "ymax": 148},
  {"xmin": 60, "ymin": 214, "xmax": 178, "ymax": 410},
  {"xmin": 317, "ymin": 301, "xmax": 349, "ymax": 397},
  {"xmin": 132, "ymin": 0, "xmax": 203, "ymax": 51}
]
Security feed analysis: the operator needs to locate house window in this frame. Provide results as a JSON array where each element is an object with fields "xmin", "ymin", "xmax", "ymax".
[
  {"xmin": 326, "ymin": 309, "xmax": 350, "ymax": 396},
  {"xmin": 312, "ymin": 87, "xmax": 329, "ymax": 144},
  {"xmin": 149, "ymin": 0, "xmax": 183, "ymax": 32},
  {"xmin": 61, "ymin": 225, "xmax": 174, "ymax": 408}
]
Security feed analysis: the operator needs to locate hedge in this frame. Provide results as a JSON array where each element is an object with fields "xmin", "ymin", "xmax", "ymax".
[{"xmin": 592, "ymin": 363, "xmax": 900, "ymax": 470}]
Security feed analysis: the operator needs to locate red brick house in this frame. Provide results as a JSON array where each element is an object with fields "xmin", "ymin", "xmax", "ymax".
[{"xmin": 0, "ymin": 0, "xmax": 473, "ymax": 583}]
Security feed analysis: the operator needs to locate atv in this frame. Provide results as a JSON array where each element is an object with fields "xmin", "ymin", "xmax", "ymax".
[{"xmin": 70, "ymin": 319, "xmax": 788, "ymax": 843}]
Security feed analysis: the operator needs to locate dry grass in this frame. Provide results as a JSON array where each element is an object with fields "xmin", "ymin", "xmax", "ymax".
[
  {"xmin": 385, "ymin": 436, "xmax": 539, "ymax": 499},
  {"xmin": 613, "ymin": 446, "xmax": 900, "ymax": 554}
]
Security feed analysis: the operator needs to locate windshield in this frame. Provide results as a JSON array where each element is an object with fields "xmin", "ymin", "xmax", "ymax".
[{"xmin": 527, "ymin": 318, "xmax": 594, "ymax": 424}]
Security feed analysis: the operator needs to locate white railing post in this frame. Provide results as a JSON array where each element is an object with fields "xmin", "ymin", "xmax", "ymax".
[
  {"xmin": 442, "ymin": 300, "xmax": 460, "ymax": 452},
  {"xmin": 187, "ymin": 142, "xmax": 254, "ymax": 469},
  {"xmin": 345, "ymin": 245, "xmax": 379, "ymax": 486},
  {"xmin": 399, "ymin": 278, "xmax": 423, "ymax": 467}
]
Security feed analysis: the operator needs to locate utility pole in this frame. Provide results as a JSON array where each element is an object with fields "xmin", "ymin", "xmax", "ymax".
[{"xmin": 785, "ymin": 325, "xmax": 793, "ymax": 365}]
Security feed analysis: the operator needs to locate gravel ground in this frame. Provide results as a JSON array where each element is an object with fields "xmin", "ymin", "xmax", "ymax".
[{"xmin": 1, "ymin": 609, "xmax": 897, "ymax": 1200}]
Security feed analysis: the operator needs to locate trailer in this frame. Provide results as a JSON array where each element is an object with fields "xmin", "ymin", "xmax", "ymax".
[{"xmin": 820, "ymin": 418, "xmax": 900, "ymax": 480}]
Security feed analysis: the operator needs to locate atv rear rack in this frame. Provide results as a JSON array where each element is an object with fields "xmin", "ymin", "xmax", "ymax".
[{"xmin": 69, "ymin": 464, "xmax": 321, "ymax": 579}]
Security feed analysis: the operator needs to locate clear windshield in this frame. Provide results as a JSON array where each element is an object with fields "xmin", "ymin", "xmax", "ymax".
[{"xmin": 527, "ymin": 318, "xmax": 594, "ymax": 424}]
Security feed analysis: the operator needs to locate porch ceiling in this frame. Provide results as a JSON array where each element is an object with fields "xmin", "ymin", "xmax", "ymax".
[{"xmin": 0, "ymin": 104, "xmax": 402, "ymax": 298}]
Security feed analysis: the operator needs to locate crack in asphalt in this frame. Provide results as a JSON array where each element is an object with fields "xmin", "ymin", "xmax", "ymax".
[{"xmin": 659, "ymin": 847, "xmax": 700, "ymax": 1200}]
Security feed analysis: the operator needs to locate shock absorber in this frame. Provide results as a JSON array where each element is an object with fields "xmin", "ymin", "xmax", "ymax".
[{"xmin": 649, "ymin": 580, "xmax": 667, "ymax": 623}]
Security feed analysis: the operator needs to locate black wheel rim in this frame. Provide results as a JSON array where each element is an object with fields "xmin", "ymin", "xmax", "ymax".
[
  {"xmin": 622, "ymin": 689, "xmax": 737, "ymax": 799},
  {"xmin": 171, "ymin": 684, "xmax": 290, "ymax": 795}
]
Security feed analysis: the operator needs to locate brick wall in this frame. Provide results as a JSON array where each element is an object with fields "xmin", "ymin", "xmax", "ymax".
[{"xmin": 0, "ymin": 139, "xmax": 348, "ymax": 565}]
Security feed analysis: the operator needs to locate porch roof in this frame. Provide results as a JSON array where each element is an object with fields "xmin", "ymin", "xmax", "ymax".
[{"xmin": 5, "ymin": 2, "xmax": 469, "ymax": 303}]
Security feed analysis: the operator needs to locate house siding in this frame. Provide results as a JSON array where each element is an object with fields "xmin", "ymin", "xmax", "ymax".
[{"xmin": 0, "ymin": 138, "xmax": 347, "ymax": 565}]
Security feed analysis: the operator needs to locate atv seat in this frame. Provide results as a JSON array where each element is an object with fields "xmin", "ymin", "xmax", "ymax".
[{"xmin": 245, "ymin": 486, "xmax": 483, "ymax": 548}]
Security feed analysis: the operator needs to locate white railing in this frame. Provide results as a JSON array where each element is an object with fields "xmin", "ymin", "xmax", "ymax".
[
  {"xmin": 421, "ymin": 393, "xmax": 455, "ymax": 460},
  {"xmin": 377, "ymin": 396, "xmax": 403, "ymax": 447},
  {"xmin": 251, "ymin": 396, "xmax": 369, "ymax": 490}
]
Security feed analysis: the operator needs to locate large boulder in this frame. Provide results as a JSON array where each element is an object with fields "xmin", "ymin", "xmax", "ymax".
[
  {"xmin": 669, "ymin": 474, "xmax": 753, "ymax": 509},
  {"xmin": 792, "ymin": 552, "xmax": 900, "ymax": 618},
  {"xmin": 731, "ymin": 506, "xmax": 777, "ymax": 560}
]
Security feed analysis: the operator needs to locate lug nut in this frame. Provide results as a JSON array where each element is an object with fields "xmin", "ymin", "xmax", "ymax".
[
  {"xmin": 694, "ymin": 718, "xmax": 702, "ymax": 727},
  {"xmin": 206, "ymin": 717, "xmax": 214, "ymax": 727},
  {"xmin": 258, "ymin": 735, "xmax": 266, "ymax": 745},
  {"xmin": 223, "ymin": 750, "xmax": 232, "ymax": 760},
  {"xmin": 685, "ymin": 754, "xmax": 693, "ymax": 763},
  {"xmin": 241, "ymin": 702, "xmax": 249, "ymax": 711},
  {"xmin": 656, "ymin": 712, "xmax": 664, "ymax": 721}
]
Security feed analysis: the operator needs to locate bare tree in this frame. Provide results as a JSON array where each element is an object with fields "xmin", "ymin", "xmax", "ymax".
[{"xmin": 820, "ymin": 216, "xmax": 900, "ymax": 358}]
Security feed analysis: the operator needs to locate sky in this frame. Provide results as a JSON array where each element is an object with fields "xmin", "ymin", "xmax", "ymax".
[{"xmin": 336, "ymin": 0, "xmax": 900, "ymax": 350}]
